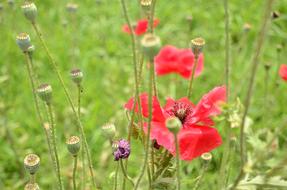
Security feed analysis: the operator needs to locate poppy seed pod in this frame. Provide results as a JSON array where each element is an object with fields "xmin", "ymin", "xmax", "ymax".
[
  {"xmin": 37, "ymin": 84, "xmax": 52, "ymax": 104},
  {"xmin": 24, "ymin": 183, "xmax": 40, "ymax": 190},
  {"xmin": 140, "ymin": 0, "xmax": 152, "ymax": 14},
  {"xmin": 70, "ymin": 69, "xmax": 83, "ymax": 85},
  {"xmin": 141, "ymin": 33, "xmax": 161, "ymax": 59},
  {"xmin": 16, "ymin": 33, "xmax": 32, "ymax": 52},
  {"xmin": 165, "ymin": 116, "xmax": 182, "ymax": 135},
  {"xmin": 101, "ymin": 123, "xmax": 116, "ymax": 140},
  {"xmin": 21, "ymin": 2, "xmax": 37, "ymax": 23},
  {"xmin": 191, "ymin": 37, "xmax": 205, "ymax": 58},
  {"xmin": 66, "ymin": 3, "xmax": 78, "ymax": 13},
  {"xmin": 66, "ymin": 136, "xmax": 81, "ymax": 156},
  {"xmin": 201, "ymin": 152, "xmax": 212, "ymax": 161},
  {"xmin": 24, "ymin": 154, "xmax": 40, "ymax": 175}
]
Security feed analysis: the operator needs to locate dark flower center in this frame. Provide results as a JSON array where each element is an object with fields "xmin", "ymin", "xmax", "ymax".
[{"xmin": 166, "ymin": 102, "xmax": 193, "ymax": 124}]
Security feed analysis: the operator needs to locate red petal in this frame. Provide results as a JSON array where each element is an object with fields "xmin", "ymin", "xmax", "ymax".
[
  {"xmin": 135, "ymin": 19, "xmax": 149, "ymax": 35},
  {"xmin": 178, "ymin": 126, "xmax": 222, "ymax": 160},
  {"xmin": 124, "ymin": 93, "xmax": 165, "ymax": 122},
  {"xmin": 189, "ymin": 86, "xmax": 226, "ymax": 125},
  {"xmin": 279, "ymin": 64, "xmax": 287, "ymax": 81},
  {"xmin": 122, "ymin": 24, "xmax": 131, "ymax": 34}
]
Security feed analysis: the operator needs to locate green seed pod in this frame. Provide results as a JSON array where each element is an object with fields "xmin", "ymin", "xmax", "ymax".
[
  {"xmin": 101, "ymin": 123, "xmax": 116, "ymax": 140},
  {"xmin": 16, "ymin": 33, "xmax": 32, "ymax": 52},
  {"xmin": 165, "ymin": 116, "xmax": 182, "ymax": 135},
  {"xmin": 24, "ymin": 154, "xmax": 40, "ymax": 175},
  {"xmin": 24, "ymin": 183, "xmax": 40, "ymax": 190},
  {"xmin": 141, "ymin": 33, "xmax": 161, "ymax": 59},
  {"xmin": 70, "ymin": 69, "xmax": 83, "ymax": 85},
  {"xmin": 21, "ymin": 2, "xmax": 37, "ymax": 23},
  {"xmin": 37, "ymin": 84, "xmax": 52, "ymax": 104},
  {"xmin": 190, "ymin": 37, "xmax": 205, "ymax": 58},
  {"xmin": 66, "ymin": 3, "xmax": 78, "ymax": 13},
  {"xmin": 66, "ymin": 136, "xmax": 81, "ymax": 156}
]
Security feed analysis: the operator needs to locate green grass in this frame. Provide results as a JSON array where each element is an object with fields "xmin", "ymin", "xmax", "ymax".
[{"xmin": 0, "ymin": 0, "xmax": 287, "ymax": 189}]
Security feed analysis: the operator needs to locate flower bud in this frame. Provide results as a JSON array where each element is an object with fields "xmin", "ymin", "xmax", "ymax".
[
  {"xmin": 16, "ymin": 33, "xmax": 32, "ymax": 52},
  {"xmin": 66, "ymin": 136, "xmax": 81, "ymax": 156},
  {"xmin": 101, "ymin": 123, "xmax": 116, "ymax": 140},
  {"xmin": 191, "ymin": 37, "xmax": 205, "ymax": 58},
  {"xmin": 70, "ymin": 69, "xmax": 83, "ymax": 85},
  {"xmin": 24, "ymin": 154, "xmax": 40, "ymax": 175},
  {"xmin": 21, "ymin": 2, "xmax": 37, "ymax": 23},
  {"xmin": 24, "ymin": 183, "xmax": 40, "ymax": 190},
  {"xmin": 141, "ymin": 33, "xmax": 161, "ymax": 59},
  {"xmin": 165, "ymin": 116, "xmax": 182, "ymax": 135},
  {"xmin": 66, "ymin": 3, "xmax": 78, "ymax": 13},
  {"xmin": 272, "ymin": 11, "xmax": 280, "ymax": 20},
  {"xmin": 37, "ymin": 84, "xmax": 52, "ymax": 104},
  {"xmin": 201, "ymin": 152, "xmax": 212, "ymax": 162}
]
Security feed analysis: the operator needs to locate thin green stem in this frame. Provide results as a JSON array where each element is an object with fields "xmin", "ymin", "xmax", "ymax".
[
  {"xmin": 114, "ymin": 162, "xmax": 119, "ymax": 190},
  {"xmin": 150, "ymin": 142, "xmax": 155, "ymax": 177},
  {"xmin": 175, "ymin": 135, "xmax": 181, "ymax": 190},
  {"xmin": 73, "ymin": 156, "xmax": 78, "ymax": 190},
  {"xmin": 133, "ymin": 57, "xmax": 154, "ymax": 190},
  {"xmin": 187, "ymin": 57, "xmax": 199, "ymax": 99},
  {"xmin": 120, "ymin": 159, "xmax": 135, "ymax": 187},
  {"xmin": 29, "ymin": 174, "xmax": 36, "ymax": 184},
  {"xmin": 193, "ymin": 160, "xmax": 210, "ymax": 190},
  {"xmin": 47, "ymin": 103, "xmax": 63, "ymax": 190},
  {"xmin": 31, "ymin": 22, "xmax": 97, "ymax": 188},
  {"xmin": 231, "ymin": 0, "xmax": 275, "ymax": 189}
]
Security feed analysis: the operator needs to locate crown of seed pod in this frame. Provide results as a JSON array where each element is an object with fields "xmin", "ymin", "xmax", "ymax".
[
  {"xmin": 24, "ymin": 183, "xmax": 40, "ymax": 190},
  {"xmin": 70, "ymin": 69, "xmax": 83, "ymax": 84},
  {"xmin": 165, "ymin": 116, "xmax": 182, "ymax": 135},
  {"xmin": 16, "ymin": 33, "xmax": 32, "ymax": 52},
  {"xmin": 66, "ymin": 136, "xmax": 81, "ymax": 156},
  {"xmin": 21, "ymin": 1, "xmax": 37, "ymax": 23},
  {"xmin": 201, "ymin": 152, "xmax": 212, "ymax": 161},
  {"xmin": 140, "ymin": 0, "xmax": 152, "ymax": 14},
  {"xmin": 66, "ymin": 3, "xmax": 78, "ymax": 13},
  {"xmin": 37, "ymin": 84, "xmax": 52, "ymax": 103},
  {"xmin": 191, "ymin": 37, "xmax": 205, "ymax": 58},
  {"xmin": 101, "ymin": 123, "xmax": 116, "ymax": 140},
  {"xmin": 24, "ymin": 154, "xmax": 40, "ymax": 175},
  {"xmin": 141, "ymin": 33, "xmax": 161, "ymax": 59}
]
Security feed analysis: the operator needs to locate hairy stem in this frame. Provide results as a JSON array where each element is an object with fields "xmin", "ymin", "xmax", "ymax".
[
  {"xmin": 73, "ymin": 156, "xmax": 78, "ymax": 190},
  {"xmin": 31, "ymin": 22, "xmax": 97, "ymax": 188},
  {"xmin": 187, "ymin": 56, "xmax": 199, "ymax": 99},
  {"xmin": 175, "ymin": 135, "xmax": 181, "ymax": 190},
  {"xmin": 120, "ymin": 159, "xmax": 135, "ymax": 187},
  {"xmin": 114, "ymin": 162, "xmax": 119, "ymax": 190},
  {"xmin": 231, "ymin": 0, "xmax": 275, "ymax": 189}
]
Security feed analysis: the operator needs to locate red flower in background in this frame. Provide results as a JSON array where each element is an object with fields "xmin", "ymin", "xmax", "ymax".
[
  {"xmin": 122, "ymin": 19, "xmax": 160, "ymax": 36},
  {"xmin": 154, "ymin": 45, "xmax": 204, "ymax": 79},
  {"xmin": 279, "ymin": 64, "xmax": 287, "ymax": 81},
  {"xmin": 124, "ymin": 86, "xmax": 226, "ymax": 161}
]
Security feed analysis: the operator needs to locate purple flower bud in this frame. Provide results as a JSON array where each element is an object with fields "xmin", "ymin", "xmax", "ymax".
[{"xmin": 113, "ymin": 139, "xmax": 130, "ymax": 161}]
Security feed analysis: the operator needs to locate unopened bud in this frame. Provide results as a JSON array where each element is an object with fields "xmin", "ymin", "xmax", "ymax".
[
  {"xmin": 141, "ymin": 33, "xmax": 161, "ymax": 59},
  {"xmin": 16, "ymin": 33, "xmax": 31, "ymax": 52},
  {"xmin": 101, "ymin": 123, "xmax": 116, "ymax": 140},
  {"xmin": 271, "ymin": 11, "xmax": 280, "ymax": 20},
  {"xmin": 70, "ymin": 69, "xmax": 83, "ymax": 85},
  {"xmin": 37, "ymin": 84, "xmax": 52, "ymax": 103},
  {"xmin": 165, "ymin": 116, "xmax": 182, "ymax": 135},
  {"xmin": 21, "ymin": 2, "xmax": 37, "ymax": 23},
  {"xmin": 24, "ymin": 154, "xmax": 40, "ymax": 175},
  {"xmin": 191, "ymin": 37, "xmax": 205, "ymax": 58},
  {"xmin": 66, "ymin": 136, "xmax": 81, "ymax": 156},
  {"xmin": 24, "ymin": 183, "xmax": 40, "ymax": 190}
]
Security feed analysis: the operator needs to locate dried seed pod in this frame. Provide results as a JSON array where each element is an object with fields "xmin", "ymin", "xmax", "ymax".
[
  {"xmin": 191, "ymin": 37, "xmax": 205, "ymax": 58},
  {"xmin": 24, "ymin": 183, "xmax": 40, "ymax": 190},
  {"xmin": 21, "ymin": 2, "xmax": 37, "ymax": 23},
  {"xmin": 66, "ymin": 136, "xmax": 81, "ymax": 156},
  {"xmin": 24, "ymin": 154, "xmax": 40, "ymax": 175},
  {"xmin": 201, "ymin": 152, "xmax": 212, "ymax": 161}
]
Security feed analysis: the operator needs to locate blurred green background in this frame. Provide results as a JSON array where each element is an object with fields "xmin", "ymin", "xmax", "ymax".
[{"xmin": 0, "ymin": 0, "xmax": 286, "ymax": 189}]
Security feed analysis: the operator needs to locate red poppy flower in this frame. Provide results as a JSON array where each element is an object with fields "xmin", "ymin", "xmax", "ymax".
[
  {"xmin": 279, "ymin": 64, "xmax": 287, "ymax": 81},
  {"xmin": 154, "ymin": 45, "xmax": 204, "ymax": 79},
  {"xmin": 124, "ymin": 86, "xmax": 226, "ymax": 161},
  {"xmin": 122, "ymin": 19, "xmax": 160, "ymax": 36}
]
